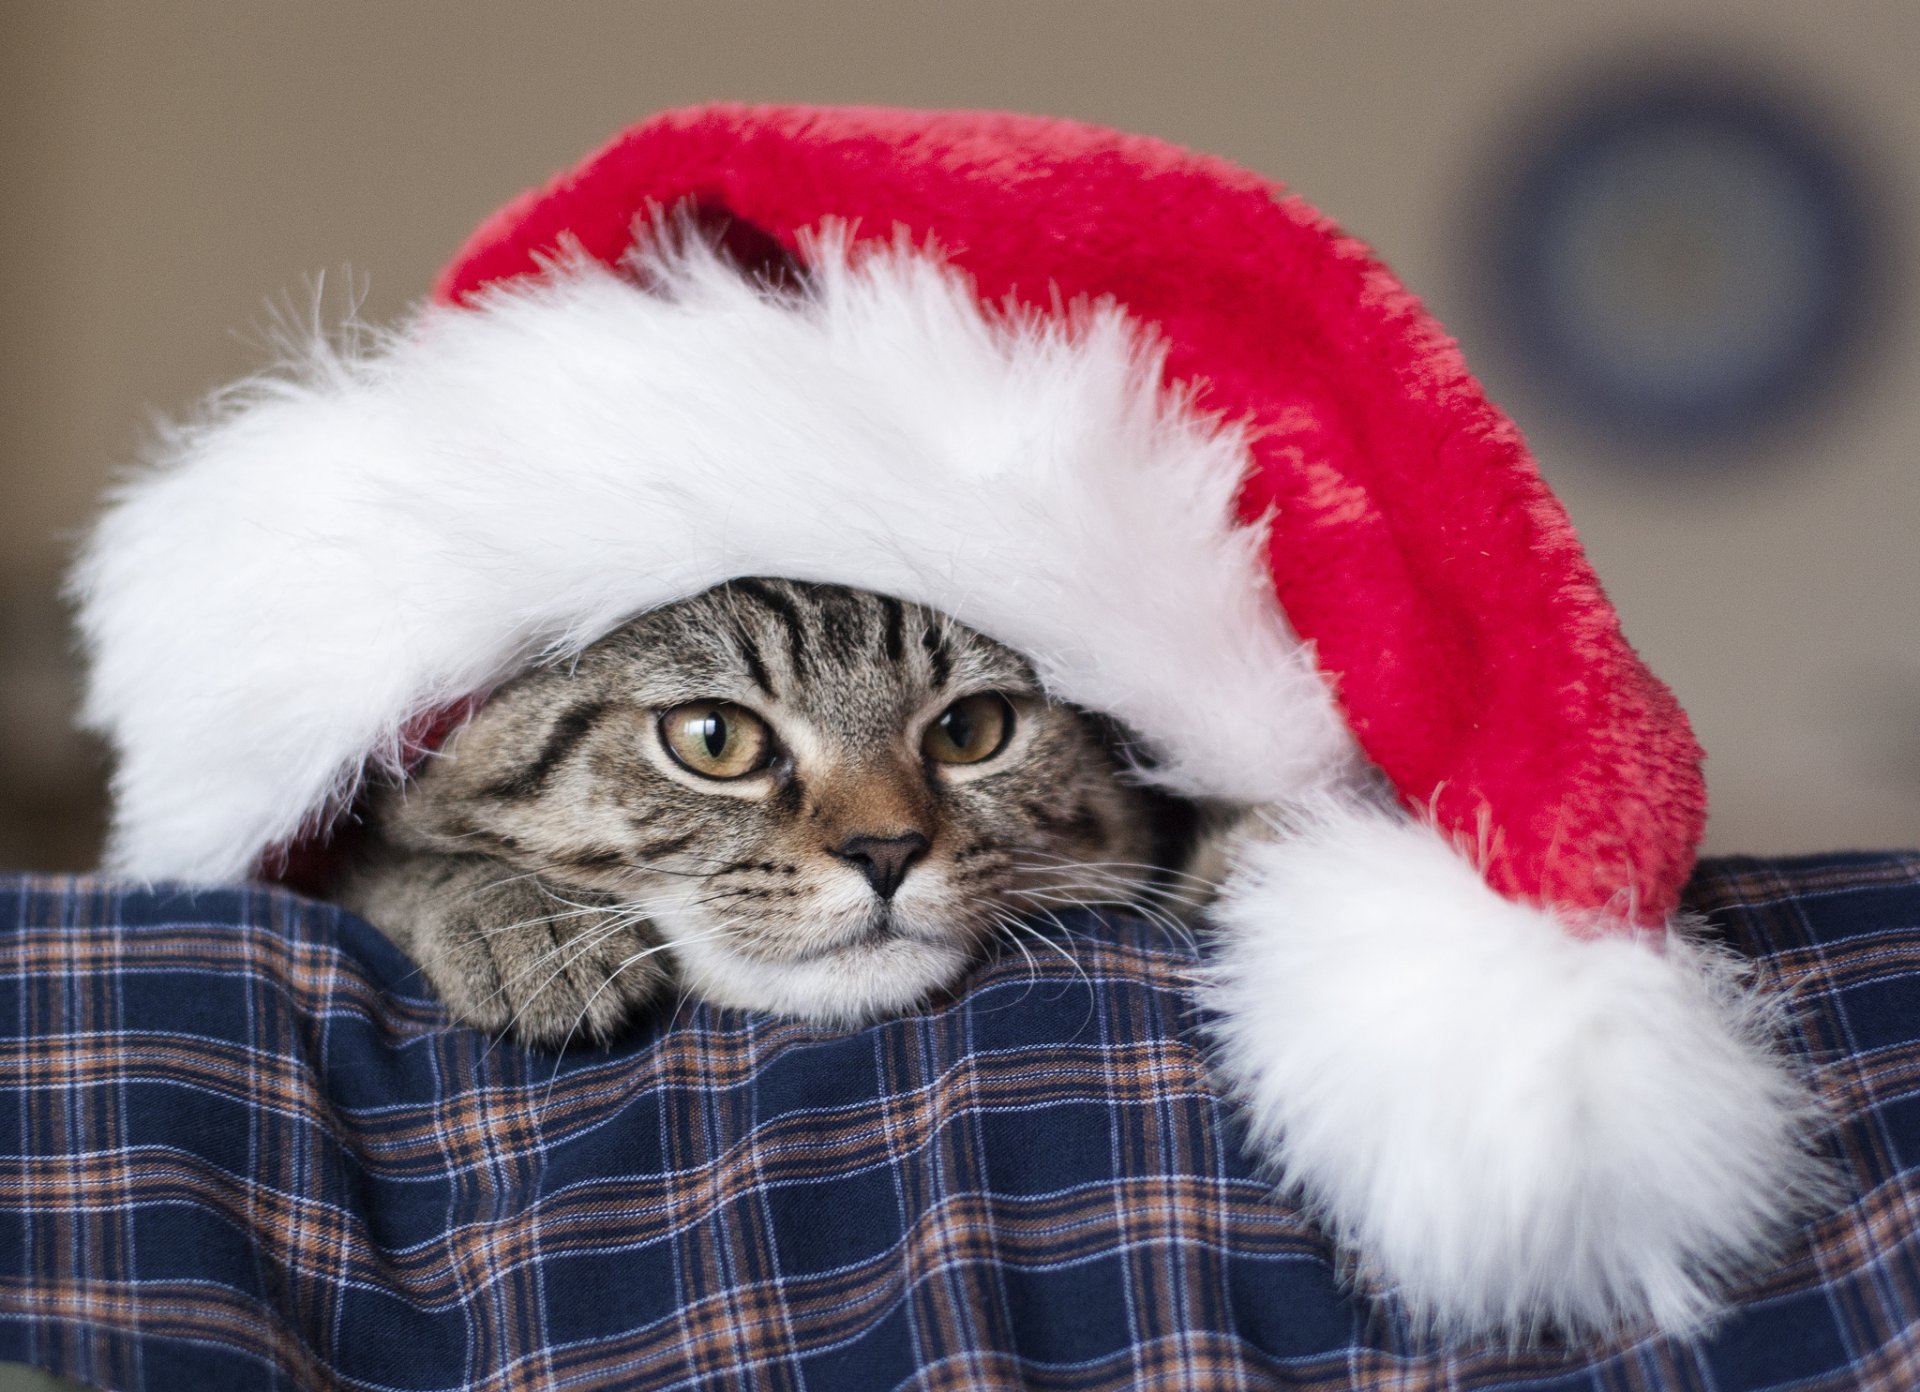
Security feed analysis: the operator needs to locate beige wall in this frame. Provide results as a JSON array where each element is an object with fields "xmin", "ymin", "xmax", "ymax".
[{"xmin": 3, "ymin": 0, "xmax": 1916, "ymax": 868}]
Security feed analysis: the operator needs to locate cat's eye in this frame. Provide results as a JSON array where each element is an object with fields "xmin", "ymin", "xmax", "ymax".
[
  {"xmin": 923, "ymin": 693, "xmax": 1014, "ymax": 765},
  {"xmin": 658, "ymin": 701, "xmax": 774, "ymax": 779}
]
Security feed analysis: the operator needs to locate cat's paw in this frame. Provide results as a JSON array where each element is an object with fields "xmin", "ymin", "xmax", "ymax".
[
  {"xmin": 443, "ymin": 896, "xmax": 670, "ymax": 1049},
  {"xmin": 353, "ymin": 857, "xmax": 671, "ymax": 1048}
]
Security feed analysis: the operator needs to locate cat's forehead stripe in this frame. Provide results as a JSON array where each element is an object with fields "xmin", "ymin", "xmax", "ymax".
[
  {"xmin": 620, "ymin": 579, "xmax": 1040, "ymax": 721},
  {"xmin": 727, "ymin": 579, "xmax": 812, "ymax": 680},
  {"xmin": 727, "ymin": 579, "xmax": 933, "ymax": 691},
  {"xmin": 728, "ymin": 619, "xmax": 777, "ymax": 699},
  {"xmin": 921, "ymin": 624, "xmax": 951, "ymax": 691},
  {"xmin": 878, "ymin": 594, "xmax": 905, "ymax": 665}
]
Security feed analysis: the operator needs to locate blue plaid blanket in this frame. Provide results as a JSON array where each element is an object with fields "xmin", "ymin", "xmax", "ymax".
[{"xmin": 1, "ymin": 854, "xmax": 1917, "ymax": 1390}]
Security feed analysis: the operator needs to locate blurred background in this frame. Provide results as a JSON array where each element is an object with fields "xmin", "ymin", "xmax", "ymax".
[{"xmin": 2, "ymin": 0, "xmax": 1916, "ymax": 871}]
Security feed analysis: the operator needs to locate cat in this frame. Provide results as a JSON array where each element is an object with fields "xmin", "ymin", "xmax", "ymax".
[{"xmin": 334, "ymin": 579, "xmax": 1173, "ymax": 1048}]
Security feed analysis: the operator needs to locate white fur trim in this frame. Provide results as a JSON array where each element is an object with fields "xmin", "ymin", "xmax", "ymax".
[
  {"xmin": 73, "ymin": 233, "xmax": 1351, "ymax": 880},
  {"xmin": 1202, "ymin": 800, "xmax": 1832, "ymax": 1340}
]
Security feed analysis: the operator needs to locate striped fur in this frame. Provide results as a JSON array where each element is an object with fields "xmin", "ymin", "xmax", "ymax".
[{"xmin": 336, "ymin": 580, "xmax": 1157, "ymax": 1046}]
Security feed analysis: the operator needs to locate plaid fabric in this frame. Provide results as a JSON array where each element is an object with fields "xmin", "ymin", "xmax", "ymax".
[{"xmin": 0, "ymin": 854, "xmax": 1916, "ymax": 1391}]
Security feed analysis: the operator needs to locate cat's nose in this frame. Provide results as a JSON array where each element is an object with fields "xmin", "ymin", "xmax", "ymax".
[{"xmin": 831, "ymin": 832, "xmax": 931, "ymax": 900}]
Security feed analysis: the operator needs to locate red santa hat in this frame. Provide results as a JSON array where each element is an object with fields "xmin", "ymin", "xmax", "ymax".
[{"xmin": 73, "ymin": 105, "xmax": 1826, "ymax": 1340}]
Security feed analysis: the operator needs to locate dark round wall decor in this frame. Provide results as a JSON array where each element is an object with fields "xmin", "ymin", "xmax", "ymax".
[{"xmin": 1484, "ymin": 69, "xmax": 1879, "ymax": 454}]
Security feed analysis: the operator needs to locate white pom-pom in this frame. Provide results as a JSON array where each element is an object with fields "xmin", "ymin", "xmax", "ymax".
[{"xmin": 1202, "ymin": 801, "xmax": 1832, "ymax": 1340}]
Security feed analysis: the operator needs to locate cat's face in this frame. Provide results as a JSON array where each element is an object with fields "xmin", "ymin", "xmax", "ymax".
[{"xmin": 388, "ymin": 580, "xmax": 1152, "ymax": 1023}]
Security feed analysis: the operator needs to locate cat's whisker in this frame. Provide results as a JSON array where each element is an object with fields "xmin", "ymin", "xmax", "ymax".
[
  {"xmin": 472, "ymin": 901, "xmax": 627, "ymax": 939},
  {"xmin": 472, "ymin": 911, "xmax": 670, "ymax": 1026},
  {"xmin": 990, "ymin": 911, "xmax": 1096, "ymax": 1031},
  {"xmin": 476, "ymin": 915, "xmax": 696, "ymax": 1067},
  {"xmin": 472, "ymin": 894, "xmax": 745, "ymax": 1060},
  {"xmin": 1008, "ymin": 849, "xmax": 1222, "ymax": 885},
  {"xmin": 1000, "ymin": 904, "xmax": 1116, "ymax": 974},
  {"xmin": 992, "ymin": 908, "xmax": 1093, "ymax": 995},
  {"xmin": 475, "ymin": 922, "xmax": 634, "ymax": 1038},
  {"xmin": 475, "ymin": 865, "xmax": 575, "ymax": 896},
  {"xmin": 523, "ymin": 883, "xmax": 629, "ymax": 915},
  {"xmin": 1007, "ymin": 867, "xmax": 1204, "ymax": 922},
  {"xmin": 979, "ymin": 915, "xmax": 1050, "ymax": 1016},
  {"xmin": 990, "ymin": 911, "xmax": 1043, "ymax": 994},
  {"xmin": 659, "ymin": 884, "xmax": 766, "ymax": 912},
  {"xmin": 1009, "ymin": 848, "xmax": 1213, "ymax": 874},
  {"xmin": 1006, "ymin": 881, "xmax": 1200, "ymax": 952},
  {"xmin": 472, "ymin": 900, "xmax": 655, "ymax": 953},
  {"xmin": 1108, "ymin": 879, "xmax": 1214, "ymax": 911},
  {"xmin": 1008, "ymin": 876, "xmax": 1160, "ymax": 913},
  {"xmin": 476, "ymin": 948, "xmax": 613, "ymax": 1068},
  {"xmin": 480, "ymin": 926, "xmax": 618, "ymax": 995},
  {"xmin": 1127, "ymin": 902, "xmax": 1201, "ymax": 953},
  {"xmin": 431, "ymin": 834, "xmax": 703, "ymax": 891},
  {"xmin": 485, "ymin": 847, "xmax": 763, "ymax": 890},
  {"xmin": 540, "ymin": 929, "xmax": 735, "ymax": 1103},
  {"xmin": 473, "ymin": 881, "xmax": 746, "ymax": 943},
  {"xmin": 1008, "ymin": 862, "xmax": 1159, "ymax": 894},
  {"xmin": 663, "ymin": 978, "xmax": 703, "ymax": 1035},
  {"xmin": 618, "ymin": 851, "xmax": 795, "ymax": 881},
  {"xmin": 1006, "ymin": 883, "xmax": 1147, "ymax": 913},
  {"xmin": 1008, "ymin": 861, "xmax": 1216, "ymax": 907},
  {"xmin": 621, "ymin": 864, "xmax": 740, "ymax": 881}
]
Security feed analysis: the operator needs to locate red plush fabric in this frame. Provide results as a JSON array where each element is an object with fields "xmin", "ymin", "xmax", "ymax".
[{"xmin": 436, "ymin": 104, "xmax": 1706, "ymax": 926}]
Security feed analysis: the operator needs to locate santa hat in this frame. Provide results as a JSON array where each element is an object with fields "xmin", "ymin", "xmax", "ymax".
[{"xmin": 72, "ymin": 105, "xmax": 1826, "ymax": 1340}]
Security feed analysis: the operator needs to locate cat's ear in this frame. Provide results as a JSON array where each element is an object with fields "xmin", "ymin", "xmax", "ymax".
[{"xmin": 625, "ymin": 197, "xmax": 811, "ymax": 298}]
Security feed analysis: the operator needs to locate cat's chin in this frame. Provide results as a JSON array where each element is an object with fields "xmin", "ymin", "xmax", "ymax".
[{"xmin": 667, "ymin": 931, "xmax": 977, "ymax": 1026}]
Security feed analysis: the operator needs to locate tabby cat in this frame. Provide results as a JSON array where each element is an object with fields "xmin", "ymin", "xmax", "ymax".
[{"xmin": 336, "ymin": 579, "xmax": 1166, "ymax": 1047}]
